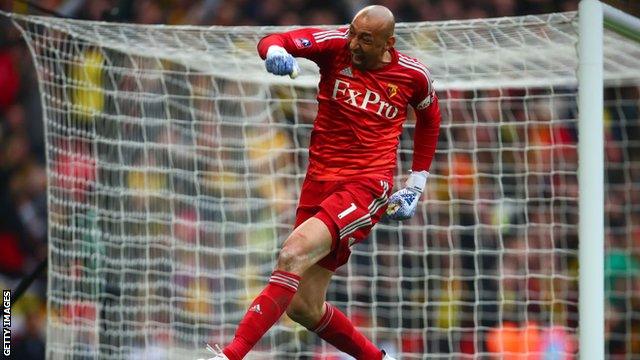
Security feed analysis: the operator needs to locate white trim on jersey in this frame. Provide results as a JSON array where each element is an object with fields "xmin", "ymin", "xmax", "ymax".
[
  {"xmin": 313, "ymin": 30, "xmax": 343, "ymax": 39},
  {"xmin": 398, "ymin": 55, "xmax": 433, "ymax": 94},
  {"xmin": 398, "ymin": 58, "xmax": 433, "ymax": 94},
  {"xmin": 316, "ymin": 34, "xmax": 348, "ymax": 43},
  {"xmin": 313, "ymin": 29, "xmax": 348, "ymax": 43},
  {"xmin": 398, "ymin": 54, "xmax": 432, "ymax": 77},
  {"xmin": 399, "ymin": 56, "xmax": 433, "ymax": 89},
  {"xmin": 313, "ymin": 29, "xmax": 340, "ymax": 36}
]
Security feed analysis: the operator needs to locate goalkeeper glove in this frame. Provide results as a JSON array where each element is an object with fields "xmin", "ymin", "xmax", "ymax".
[
  {"xmin": 265, "ymin": 45, "xmax": 299, "ymax": 78},
  {"xmin": 386, "ymin": 171, "xmax": 429, "ymax": 221}
]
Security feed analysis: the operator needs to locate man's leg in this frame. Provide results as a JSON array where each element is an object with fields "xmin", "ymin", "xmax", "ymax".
[
  {"xmin": 285, "ymin": 264, "xmax": 333, "ymax": 328},
  {"xmin": 222, "ymin": 217, "xmax": 332, "ymax": 360},
  {"xmin": 286, "ymin": 264, "xmax": 384, "ymax": 360}
]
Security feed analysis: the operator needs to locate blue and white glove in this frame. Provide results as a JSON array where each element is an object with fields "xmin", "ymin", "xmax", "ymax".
[
  {"xmin": 386, "ymin": 171, "xmax": 429, "ymax": 221},
  {"xmin": 265, "ymin": 45, "xmax": 299, "ymax": 78}
]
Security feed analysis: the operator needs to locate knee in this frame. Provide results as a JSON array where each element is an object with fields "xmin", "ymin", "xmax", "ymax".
[
  {"xmin": 286, "ymin": 298, "xmax": 324, "ymax": 328},
  {"xmin": 276, "ymin": 232, "xmax": 309, "ymax": 274}
]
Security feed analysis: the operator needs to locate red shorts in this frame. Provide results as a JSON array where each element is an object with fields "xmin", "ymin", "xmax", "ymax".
[{"xmin": 295, "ymin": 176, "xmax": 393, "ymax": 271}]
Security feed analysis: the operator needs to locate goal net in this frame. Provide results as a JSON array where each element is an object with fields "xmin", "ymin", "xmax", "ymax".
[{"xmin": 4, "ymin": 8, "xmax": 640, "ymax": 359}]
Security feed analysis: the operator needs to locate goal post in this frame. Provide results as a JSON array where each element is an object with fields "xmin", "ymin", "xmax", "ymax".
[
  {"xmin": 578, "ymin": 0, "xmax": 604, "ymax": 358},
  {"xmin": 579, "ymin": 1, "xmax": 640, "ymax": 358},
  {"xmin": 2, "ymin": 2, "xmax": 640, "ymax": 358}
]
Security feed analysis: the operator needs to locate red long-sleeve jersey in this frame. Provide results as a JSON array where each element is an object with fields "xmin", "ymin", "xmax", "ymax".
[{"xmin": 258, "ymin": 27, "xmax": 441, "ymax": 182}]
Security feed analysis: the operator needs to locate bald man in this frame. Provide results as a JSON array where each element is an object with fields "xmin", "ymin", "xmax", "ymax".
[{"xmin": 203, "ymin": 6, "xmax": 440, "ymax": 360}]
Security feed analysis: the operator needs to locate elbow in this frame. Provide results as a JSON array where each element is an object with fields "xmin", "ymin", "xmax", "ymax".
[
  {"xmin": 257, "ymin": 37, "xmax": 268, "ymax": 59},
  {"xmin": 257, "ymin": 34, "xmax": 280, "ymax": 59}
]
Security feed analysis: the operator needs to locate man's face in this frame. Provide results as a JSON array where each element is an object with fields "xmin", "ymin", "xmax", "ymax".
[{"xmin": 348, "ymin": 16, "xmax": 391, "ymax": 70}]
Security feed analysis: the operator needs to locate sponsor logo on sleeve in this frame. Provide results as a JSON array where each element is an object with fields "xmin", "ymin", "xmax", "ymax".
[
  {"xmin": 294, "ymin": 38, "xmax": 312, "ymax": 49},
  {"xmin": 416, "ymin": 93, "xmax": 433, "ymax": 110}
]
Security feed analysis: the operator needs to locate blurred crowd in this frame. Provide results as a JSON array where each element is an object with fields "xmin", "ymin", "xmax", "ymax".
[
  {"xmin": 1, "ymin": 0, "xmax": 639, "ymax": 359},
  {"xmin": 6, "ymin": 0, "xmax": 579, "ymax": 25}
]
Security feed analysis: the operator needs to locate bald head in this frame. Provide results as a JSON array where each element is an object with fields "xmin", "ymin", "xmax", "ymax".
[
  {"xmin": 348, "ymin": 5, "xmax": 396, "ymax": 70},
  {"xmin": 353, "ymin": 5, "xmax": 395, "ymax": 38}
]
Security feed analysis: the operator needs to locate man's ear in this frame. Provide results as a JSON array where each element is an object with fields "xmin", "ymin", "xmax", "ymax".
[{"xmin": 385, "ymin": 36, "xmax": 396, "ymax": 51}]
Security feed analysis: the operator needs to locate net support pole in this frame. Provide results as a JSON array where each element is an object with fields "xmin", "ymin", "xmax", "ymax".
[{"xmin": 578, "ymin": 0, "xmax": 604, "ymax": 358}]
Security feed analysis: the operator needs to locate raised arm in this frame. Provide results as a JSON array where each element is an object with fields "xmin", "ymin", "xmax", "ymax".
[{"xmin": 257, "ymin": 27, "xmax": 347, "ymax": 76}]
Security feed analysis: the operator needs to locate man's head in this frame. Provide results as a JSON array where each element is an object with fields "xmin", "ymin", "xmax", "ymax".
[{"xmin": 348, "ymin": 5, "xmax": 395, "ymax": 70}]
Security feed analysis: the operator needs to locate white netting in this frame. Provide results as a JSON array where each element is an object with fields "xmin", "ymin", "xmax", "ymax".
[{"xmin": 4, "ymin": 9, "xmax": 640, "ymax": 359}]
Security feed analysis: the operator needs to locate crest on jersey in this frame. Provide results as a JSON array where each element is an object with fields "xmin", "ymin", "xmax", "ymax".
[
  {"xmin": 294, "ymin": 38, "xmax": 312, "ymax": 49},
  {"xmin": 386, "ymin": 83, "xmax": 398, "ymax": 98}
]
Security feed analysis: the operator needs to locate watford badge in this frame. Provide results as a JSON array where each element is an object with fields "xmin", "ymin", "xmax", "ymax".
[{"xmin": 386, "ymin": 83, "xmax": 398, "ymax": 98}]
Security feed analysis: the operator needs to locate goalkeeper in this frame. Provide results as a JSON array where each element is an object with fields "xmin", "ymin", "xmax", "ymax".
[{"xmin": 207, "ymin": 5, "xmax": 441, "ymax": 360}]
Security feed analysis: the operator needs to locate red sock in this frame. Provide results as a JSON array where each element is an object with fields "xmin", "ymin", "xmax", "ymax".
[
  {"xmin": 312, "ymin": 303, "xmax": 383, "ymax": 360},
  {"xmin": 222, "ymin": 270, "xmax": 301, "ymax": 360}
]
